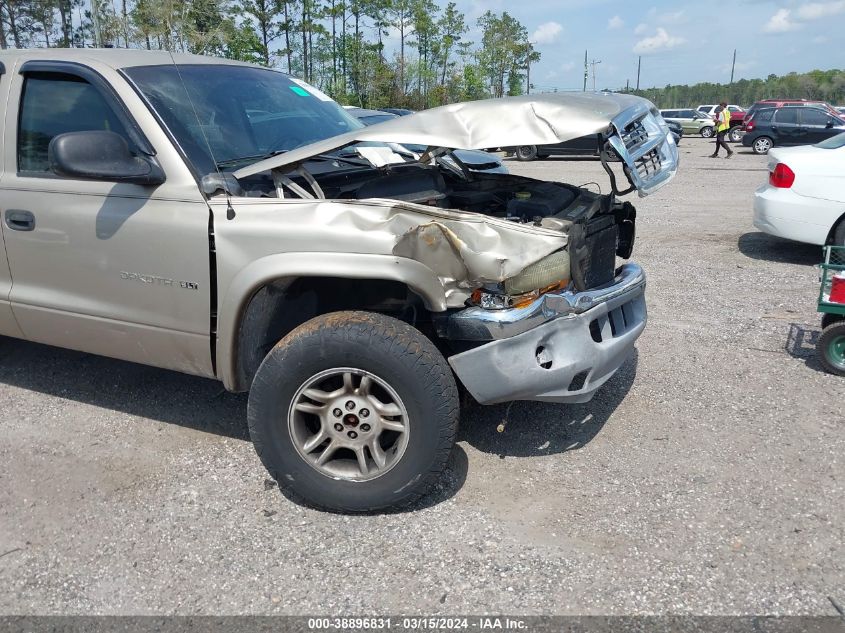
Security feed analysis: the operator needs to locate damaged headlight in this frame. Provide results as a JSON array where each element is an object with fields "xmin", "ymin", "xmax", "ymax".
[
  {"xmin": 503, "ymin": 250, "xmax": 570, "ymax": 295},
  {"xmin": 471, "ymin": 250, "xmax": 571, "ymax": 310}
]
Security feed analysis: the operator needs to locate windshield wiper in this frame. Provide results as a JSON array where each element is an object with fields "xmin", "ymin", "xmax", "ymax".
[
  {"xmin": 216, "ymin": 149, "xmax": 288, "ymax": 169},
  {"xmin": 309, "ymin": 153, "xmax": 371, "ymax": 167},
  {"xmin": 216, "ymin": 149, "xmax": 370, "ymax": 171}
]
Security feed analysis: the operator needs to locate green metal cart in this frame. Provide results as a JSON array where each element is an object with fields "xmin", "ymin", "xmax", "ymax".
[{"xmin": 817, "ymin": 245, "xmax": 845, "ymax": 376}]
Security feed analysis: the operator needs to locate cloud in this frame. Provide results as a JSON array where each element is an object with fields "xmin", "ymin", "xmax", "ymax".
[
  {"xmin": 796, "ymin": 1, "xmax": 845, "ymax": 20},
  {"xmin": 530, "ymin": 21, "xmax": 563, "ymax": 44},
  {"xmin": 632, "ymin": 27, "xmax": 685, "ymax": 54},
  {"xmin": 607, "ymin": 15, "xmax": 624, "ymax": 29},
  {"xmin": 763, "ymin": 8, "xmax": 798, "ymax": 32},
  {"xmin": 634, "ymin": 23, "xmax": 648, "ymax": 35},
  {"xmin": 762, "ymin": 2, "xmax": 845, "ymax": 34}
]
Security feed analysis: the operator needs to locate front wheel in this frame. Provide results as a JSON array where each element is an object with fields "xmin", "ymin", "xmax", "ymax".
[
  {"xmin": 728, "ymin": 126, "xmax": 743, "ymax": 143},
  {"xmin": 247, "ymin": 311, "xmax": 459, "ymax": 512},
  {"xmin": 700, "ymin": 126, "xmax": 714, "ymax": 138},
  {"xmin": 818, "ymin": 320, "xmax": 845, "ymax": 376},
  {"xmin": 515, "ymin": 145, "xmax": 538, "ymax": 161},
  {"xmin": 752, "ymin": 136, "xmax": 773, "ymax": 154}
]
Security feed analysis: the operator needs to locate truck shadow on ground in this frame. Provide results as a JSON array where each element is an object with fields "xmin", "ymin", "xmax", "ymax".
[
  {"xmin": 737, "ymin": 231, "xmax": 821, "ymax": 265},
  {"xmin": 456, "ymin": 350, "xmax": 637, "ymax": 458},
  {"xmin": 0, "ymin": 336, "xmax": 250, "ymax": 440}
]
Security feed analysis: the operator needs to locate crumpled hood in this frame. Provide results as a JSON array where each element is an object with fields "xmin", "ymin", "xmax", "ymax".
[{"xmin": 234, "ymin": 92, "xmax": 658, "ymax": 179}]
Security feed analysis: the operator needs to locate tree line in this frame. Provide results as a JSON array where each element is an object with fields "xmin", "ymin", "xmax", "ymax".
[
  {"xmin": 0, "ymin": 0, "xmax": 539, "ymax": 108},
  {"xmin": 629, "ymin": 69, "xmax": 845, "ymax": 108}
]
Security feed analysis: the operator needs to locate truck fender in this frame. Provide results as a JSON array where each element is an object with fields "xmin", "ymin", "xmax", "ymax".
[{"xmin": 216, "ymin": 252, "xmax": 447, "ymax": 391}]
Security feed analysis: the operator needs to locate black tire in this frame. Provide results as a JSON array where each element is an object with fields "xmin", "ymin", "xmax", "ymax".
[
  {"xmin": 752, "ymin": 136, "xmax": 773, "ymax": 154},
  {"xmin": 728, "ymin": 126, "xmax": 742, "ymax": 143},
  {"xmin": 515, "ymin": 145, "xmax": 538, "ymax": 161},
  {"xmin": 247, "ymin": 311, "xmax": 459, "ymax": 513},
  {"xmin": 822, "ymin": 312, "xmax": 844, "ymax": 330},
  {"xmin": 700, "ymin": 126, "xmax": 714, "ymax": 138},
  {"xmin": 817, "ymin": 320, "xmax": 845, "ymax": 376},
  {"xmin": 832, "ymin": 218, "xmax": 845, "ymax": 246}
]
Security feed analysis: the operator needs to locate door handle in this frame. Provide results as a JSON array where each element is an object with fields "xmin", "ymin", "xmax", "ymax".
[{"xmin": 4, "ymin": 209, "xmax": 35, "ymax": 231}]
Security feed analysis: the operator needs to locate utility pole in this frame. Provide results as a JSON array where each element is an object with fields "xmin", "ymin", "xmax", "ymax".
[
  {"xmin": 626, "ymin": 78, "xmax": 630, "ymax": 93},
  {"xmin": 583, "ymin": 50, "xmax": 588, "ymax": 92},
  {"xmin": 730, "ymin": 48, "xmax": 737, "ymax": 84},
  {"xmin": 589, "ymin": 58, "xmax": 601, "ymax": 92},
  {"xmin": 636, "ymin": 56, "xmax": 641, "ymax": 91}
]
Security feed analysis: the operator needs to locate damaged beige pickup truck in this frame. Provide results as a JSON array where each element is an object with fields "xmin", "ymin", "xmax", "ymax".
[{"xmin": 0, "ymin": 50, "xmax": 677, "ymax": 512}]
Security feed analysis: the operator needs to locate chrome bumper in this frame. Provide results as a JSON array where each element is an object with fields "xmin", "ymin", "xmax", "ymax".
[
  {"xmin": 442, "ymin": 263, "xmax": 646, "ymax": 341},
  {"xmin": 446, "ymin": 263, "xmax": 647, "ymax": 404}
]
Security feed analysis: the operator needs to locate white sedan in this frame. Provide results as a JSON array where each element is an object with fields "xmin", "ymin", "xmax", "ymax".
[{"xmin": 753, "ymin": 133, "xmax": 845, "ymax": 245}]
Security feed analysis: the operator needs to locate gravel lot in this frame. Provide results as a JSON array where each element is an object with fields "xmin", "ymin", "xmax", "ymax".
[{"xmin": 1, "ymin": 136, "xmax": 843, "ymax": 616}]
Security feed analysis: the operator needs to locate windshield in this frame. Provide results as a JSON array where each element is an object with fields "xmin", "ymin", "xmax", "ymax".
[
  {"xmin": 815, "ymin": 132, "xmax": 845, "ymax": 149},
  {"xmin": 123, "ymin": 64, "xmax": 363, "ymax": 174}
]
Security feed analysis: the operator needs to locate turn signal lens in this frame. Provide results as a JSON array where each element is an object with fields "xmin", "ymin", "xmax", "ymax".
[{"xmin": 769, "ymin": 163, "xmax": 795, "ymax": 188}]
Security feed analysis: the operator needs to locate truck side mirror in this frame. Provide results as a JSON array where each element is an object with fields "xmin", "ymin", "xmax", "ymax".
[{"xmin": 48, "ymin": 130, "xmax": 165, "ymax": 186}]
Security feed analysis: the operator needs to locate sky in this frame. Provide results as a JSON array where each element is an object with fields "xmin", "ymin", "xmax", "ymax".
[{"xmin": 446, "ymin": 0, "xmax": 845, "ymax": 92}]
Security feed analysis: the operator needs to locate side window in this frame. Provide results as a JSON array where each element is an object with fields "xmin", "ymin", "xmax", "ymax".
[
  {"xmin": 800, "ymin": 108, "xmax": 829, "ymax": 126},
  {"xmin": 756, "ymin": 109, "xmax": 775, "ymax": 122},
  {"xmin": 774, "ymin": 108, "xmax": 798, "ymax": 124},
  {"xmin": 662, "ymin": 110, "xmax": 676, "ymax": 118},
  {"xmin": 17, "ymin": 73, "xmax": 132, "ymax": 173}
]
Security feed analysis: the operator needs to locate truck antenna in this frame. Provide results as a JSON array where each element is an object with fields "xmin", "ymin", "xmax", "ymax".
[{"xmin": 167, "ymin": 51, "xmax": 236, "ymax": 220}]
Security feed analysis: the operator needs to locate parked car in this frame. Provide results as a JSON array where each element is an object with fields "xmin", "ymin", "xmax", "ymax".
[
  {"xmin": 744, "ymin": 99, "xmax": 840, "ymax": 125},
  {"xmin": 697, "ymin": 104, "xmax": 745, "ymax": 141},
  {"xmin": 511, "ymin": 135, "xmax": 604, "ymax": 161},
  {"xmin": 346, "ymin": 107, "xmax": 507, "ymax": 174},
  {"xmin": 753, "ymin": 132, "xmax": 845, "ymax": 246},
  {"xmin": 666, "ymin": 119, "xmax": 683, "ymax": 143},
  {"xmin": 0, "ymin": 49, "xmax": 677, "ymax": 512},
  {"xmin": 697, "ymin": 104, "xmax": 745, "ymax": 117},
  {"xmin": 660, "ymin": 108, "xmax": 715, "ymax": 137},
  {"xmin": 379, "ymin": 107, "xmax": 415, "ymax": 116},
  {"xmin": 510, "ymin": 115, "xmax": 679, "ymax": 161},
  {"xmin": 742, "ymin": 106, "xmax": 845, "ymax": 154}
]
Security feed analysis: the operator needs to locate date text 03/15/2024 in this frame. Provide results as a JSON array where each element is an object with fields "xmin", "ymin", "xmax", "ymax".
[{"xmin": 306, "ymin": 617, "xmax": 528, "ymax": 630}]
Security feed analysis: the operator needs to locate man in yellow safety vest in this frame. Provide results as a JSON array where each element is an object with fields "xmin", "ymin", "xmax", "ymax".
[{"xmin": 710, "ymin": 101, "xmax": 734, "ymax": 158}]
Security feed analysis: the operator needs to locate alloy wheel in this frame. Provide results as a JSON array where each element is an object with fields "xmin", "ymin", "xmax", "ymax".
[{"xmin": 287, "ymin": 368, "xmax": 410, "ymax": 481}]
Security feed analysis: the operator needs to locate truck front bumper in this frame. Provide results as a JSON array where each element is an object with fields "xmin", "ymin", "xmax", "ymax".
[{"xmin": 445, "ymin": 263, "xmax": 647, "ymax": 404}]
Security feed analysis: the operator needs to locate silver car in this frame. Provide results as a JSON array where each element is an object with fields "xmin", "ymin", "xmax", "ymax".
[{"xmin": 0, "ymin": 49, "xmax": 677, "ymax": 511}]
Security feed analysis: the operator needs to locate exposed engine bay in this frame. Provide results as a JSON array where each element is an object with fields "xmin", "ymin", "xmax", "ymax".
[
  {"xmin": 227, "ymin": 160, "xmax": 637, "ymax": 303},
  {"xmin": 219, "ymin": 92, "xmax": 676, "ymax": 309}
]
